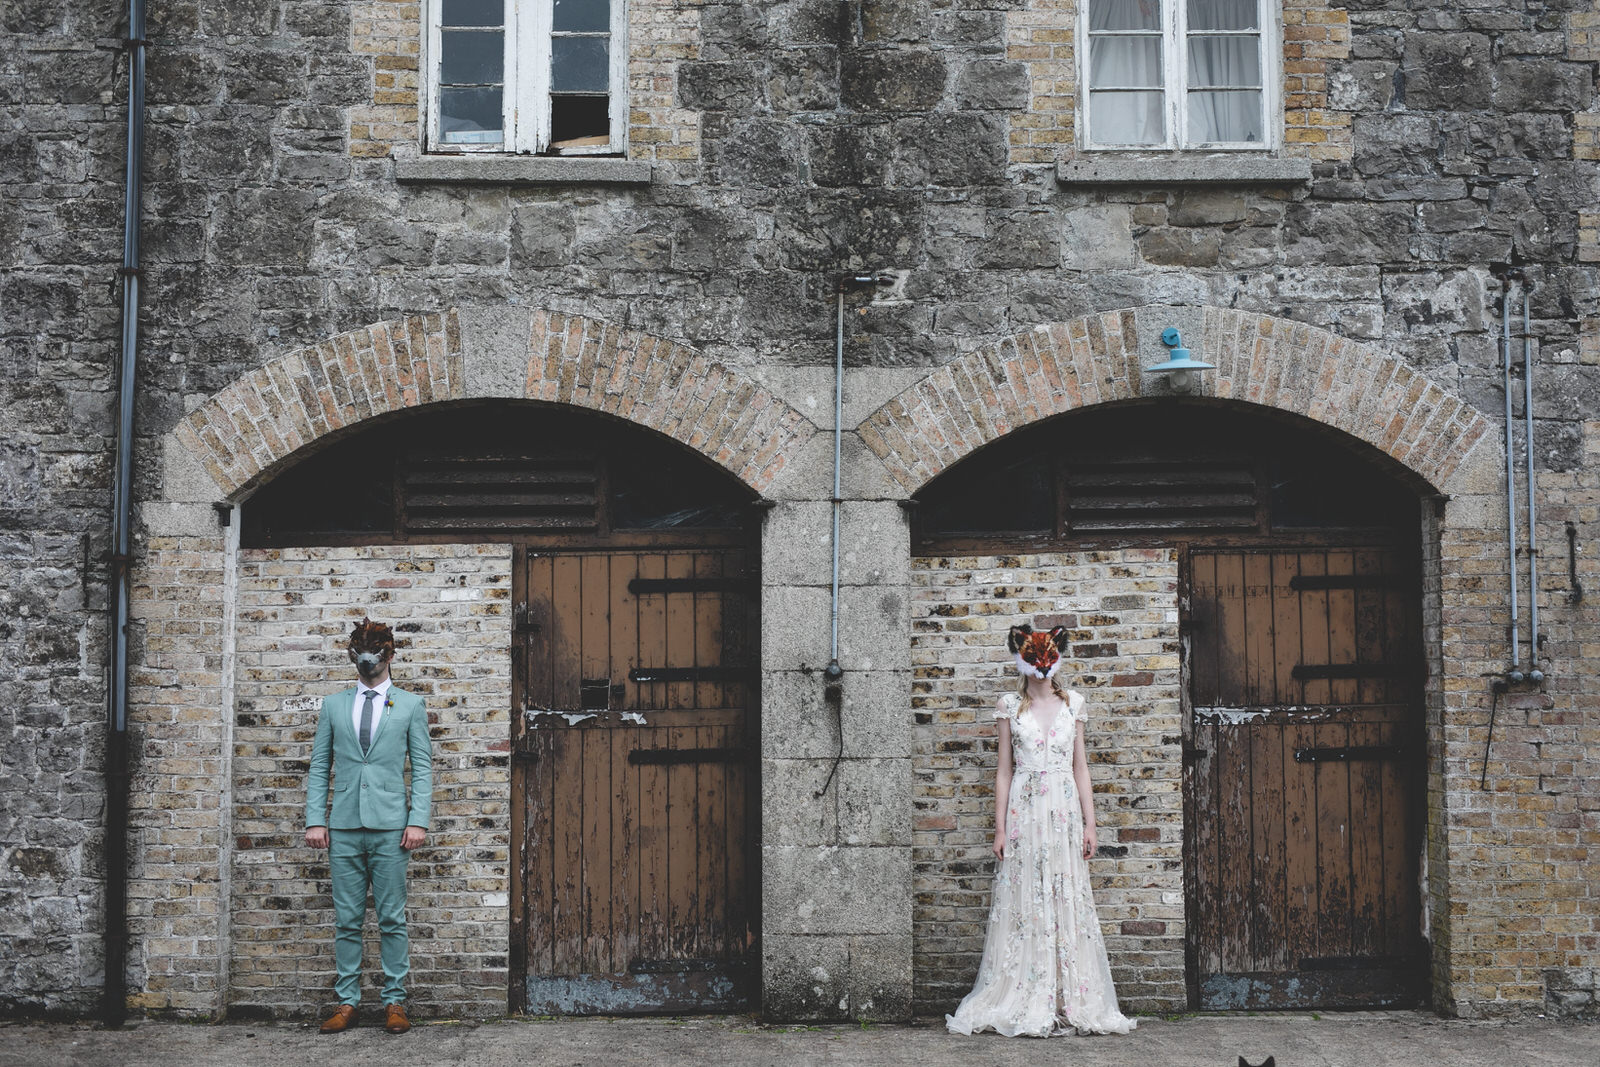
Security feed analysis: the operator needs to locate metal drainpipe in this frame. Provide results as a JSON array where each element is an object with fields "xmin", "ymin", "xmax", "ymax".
[
  {"xmin": 105, "ymin": 0, "xmax": 147, "ymax": 1028},
  {"xmin": 816, "ymin": 275, "xmax": 881, "ymax": 799},
  {"xmin": 1501, "ymin": 285, "xmax": 1523, "ymax": 683},
  {"xmin": 1522, "ymin": 291, "xmax": 1543, "ymax": 682}
]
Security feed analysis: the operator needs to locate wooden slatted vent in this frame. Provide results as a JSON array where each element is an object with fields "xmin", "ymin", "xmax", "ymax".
[
  {"xmin": 1064, "ymin": 452, "xmax": 1258, "ymax": 533},
  {"xmin": 402, "ymin": 449, "xmax": 600, "ymax": 534}
]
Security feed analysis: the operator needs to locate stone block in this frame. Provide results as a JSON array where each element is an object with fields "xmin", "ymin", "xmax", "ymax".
[
  {"xmin": 761, "ymin": 933, "xmax": 852, "ymax": 1018},
  {"xmin": 840, "ymin": 50, "xmax": 947, "ymax": 112},
  {"xmin": 768, "ymin": 47, "xmax": 840, "ymax": 113},
  {"xmin": 891, "ymin": 113, "xmax": 1008, "ymax": 188},
  {"xmin": 1402, "ymin": 34, "xmax": 1492, "ymax": 110},
  {"xmin": 1061, "ymin": 205, "xmax": 1138, "ymax": 271},
  {"xmin": 762, "ymin": 757, "xmax": 840, "ymax": 845},
  {"xmin": 760, "ymin": 500, "xmax": 837, "ymax": 585},
  {"xmin": 759, "ymin": 585, "xmax": 833, "ymax": 672},
  {"xmin": 457, "ymin": 305, "xmax": 533, "ymax": 399},
  {"xmin": 762, "ymin": 843, "xmax": 912, "ymax": 936},
  {"xmin": 1169, "ymin": 191, "xmax": 1247, "ymax": 227},
  {"xmin": 677, "ymin": 61, "xmax": 768, "ymax": 113},
  {"xmin": 954, "ymin": 60, "xmax": 1029, "ymax": 111},
  {"xmin": 839, "ymin": 501, "xmax": 910, "ymax": 586},
  {"xmin": 1493, "ymin": 60, "xmax": 1594, "ymax": 114},
  {"xmin": 837, "ymin": 582, "xmax": 912, "ymax": 672},
  {"xmin": 837, "ymin": 758, "xmax": 911, "ymax": 846},
  {"xmin": 978, "ymin": 210, "xmax": 1061, "ymax": 269},
  {"xmin": 761, "ymin": 667, "xmax": 914, "ymax": 761},
  {"xmin": 1137, "ymin": 227, "xmax": 1221, "ymax": 268},
  {"xmin": 845, "ymin": 934, "xmax": 914, "ymax": 1020}
]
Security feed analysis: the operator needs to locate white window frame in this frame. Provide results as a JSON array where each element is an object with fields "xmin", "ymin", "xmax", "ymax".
[
  {"xmin": 1078, "ymin": 0, "xmax": 1280, "ymax": 152},
  {"xmin": 422, "ymin": 0, "xmax": 628, "ymax": 155}
]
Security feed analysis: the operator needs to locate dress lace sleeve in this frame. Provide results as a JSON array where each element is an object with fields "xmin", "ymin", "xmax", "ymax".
[
  {"xmin": 994, "ymin": 692, "xmax": 1020, "ymax": 721},
  {"xmin": 1068, "ymin": 689, "xmax": 1087, "ymax": 719}
]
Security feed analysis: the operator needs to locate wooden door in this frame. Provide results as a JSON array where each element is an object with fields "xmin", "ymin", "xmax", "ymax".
[
  {"xmin": 510, "ymin": 547, "xmax": 757, "ymax": 1013},
  {"xmin": 1185, "ymin": 547, "xmax": 1425, "ymax": 1009}
]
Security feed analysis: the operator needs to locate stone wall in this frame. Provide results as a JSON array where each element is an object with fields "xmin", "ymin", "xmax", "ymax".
[
  {"xmin": 3, "ymin": 0, "xmax": 1600, "ymax": 1021},
  {"xmin": 229, "ymin": 543, "xmax": 513, "ymax": 1018},
  {"xmin": 909, "ymin": 549, "xmax": 1183, "ymax": 1013}
]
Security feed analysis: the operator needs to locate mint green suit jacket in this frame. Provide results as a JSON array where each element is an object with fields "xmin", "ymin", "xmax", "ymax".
[{"xmin": 304, "ymin": 685, "xmax": 433, "ymax": 831}]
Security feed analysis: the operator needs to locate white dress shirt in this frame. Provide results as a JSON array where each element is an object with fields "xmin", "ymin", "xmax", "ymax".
[{"xmin": 351, "ymin": 677, "xmax": 392, "ymax": 743}]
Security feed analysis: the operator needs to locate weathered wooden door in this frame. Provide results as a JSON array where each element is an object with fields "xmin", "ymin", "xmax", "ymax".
[
  {"xmin": 510, "ymin": 547, "xmax": 757, "ymax": 1013},
  {"xmin": 1185, "ymin": 547, "xmax": 1425, "ymax": 1009}
]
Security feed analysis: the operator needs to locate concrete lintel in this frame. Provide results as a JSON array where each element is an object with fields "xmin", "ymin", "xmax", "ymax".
[{"xmin": 1058, "ymin": 154, "xmax": 1313, "ymax": 186}]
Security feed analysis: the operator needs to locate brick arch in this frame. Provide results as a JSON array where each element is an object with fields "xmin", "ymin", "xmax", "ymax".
[
  {"xmin": 856, "ymin": 307, "xmax": 1492, "ymax": 495},
  {"xmin": 170, "ymin": 308, "xmax": 817, "ymax": 499}
]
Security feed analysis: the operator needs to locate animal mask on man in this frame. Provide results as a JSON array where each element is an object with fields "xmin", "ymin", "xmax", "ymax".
[
  {"xmin": 347, "ymin": 617, "xmax": 395, "ymax": 679},
  {"xmin": 1007, "ymin": 624, "xmax": 1067, "ymax": 680}
]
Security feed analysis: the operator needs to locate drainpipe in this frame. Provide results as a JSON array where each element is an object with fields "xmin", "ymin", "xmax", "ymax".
[
  {"xmin": 105, "ymin": 0, "xmax": 147, "ymax": 1028},
  {"xmin": 1500, "ymin": 285, "xmax": 1523, "ymax": 683},
  {"xmin": 815, "ymin": 274, "xmax": 883, "ymax": 799},
  {"xmin": 1522, "ymin": 291, "xmax": 1543, "ymax": 683}
]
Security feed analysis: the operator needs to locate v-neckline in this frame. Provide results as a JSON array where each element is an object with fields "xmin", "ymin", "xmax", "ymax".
[{"xmin": 1027, "ymin": 695, "xmax": 1067, "ymax": 737}]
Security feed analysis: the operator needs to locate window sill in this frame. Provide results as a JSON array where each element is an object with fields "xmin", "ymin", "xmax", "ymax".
[
  {"xmin": 1057, "ymin": 155, "xmax": 1312, "ymax": 186},
  {"xmin": 393, "ymin": 150, "xmax": 652, "ymax": 186}
]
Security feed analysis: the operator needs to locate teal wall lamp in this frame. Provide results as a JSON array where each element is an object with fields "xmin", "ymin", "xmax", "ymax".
[{"xmin": 1146, "ymin": 327, "xmax": 1215, "ymax": 393}]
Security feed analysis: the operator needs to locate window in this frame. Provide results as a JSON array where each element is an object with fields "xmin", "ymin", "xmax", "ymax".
[
  {"xmin": 1082, "ymin": 0, "xmax": 1274, "ymax": 150},
  {"xmin": 425, "ymin": 0, "xmax": 626, "ymax": 154}
]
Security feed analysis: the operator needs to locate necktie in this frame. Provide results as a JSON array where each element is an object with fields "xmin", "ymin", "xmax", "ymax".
[{"xmin": 359, "ymin": 690, "xmax": 378, "ymax": 753}]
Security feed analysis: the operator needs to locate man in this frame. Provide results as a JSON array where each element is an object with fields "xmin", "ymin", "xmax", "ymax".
[{"xmin": 304, "ymin": 617, "xmax": 433, "ymax": 1034}]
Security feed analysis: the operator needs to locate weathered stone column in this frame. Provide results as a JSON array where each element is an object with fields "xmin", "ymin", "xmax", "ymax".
[{"xmin": 755, "ymin": 368, "xmax": 918, "ymax": 1020}]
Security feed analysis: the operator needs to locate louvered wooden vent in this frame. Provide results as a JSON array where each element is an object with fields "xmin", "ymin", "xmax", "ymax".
[
  {"xmin": 1064, "ymin": 454, "xmax": 1258, "ymax": 533},
  {"xmin": 402, "ymin": 452, "xmax": 599, "ymax": 534}
]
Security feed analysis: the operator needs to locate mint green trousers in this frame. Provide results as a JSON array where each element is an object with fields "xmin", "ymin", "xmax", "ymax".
[{"xmin": 329, "ymin": 828, "xmax": 410, "ymax": 1005}]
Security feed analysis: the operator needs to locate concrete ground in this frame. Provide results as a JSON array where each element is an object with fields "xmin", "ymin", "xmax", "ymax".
[{"xmin": 1, "ymin": 1012, "xmax": 1596, "ymax": 1067}]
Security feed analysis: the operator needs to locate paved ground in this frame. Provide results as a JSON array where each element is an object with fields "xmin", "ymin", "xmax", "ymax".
[{"xmin": 1, "ymin": 1012, "xmax": 1596, "ymax": 1067}]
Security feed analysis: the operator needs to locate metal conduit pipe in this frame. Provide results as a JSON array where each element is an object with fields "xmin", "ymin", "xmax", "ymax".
[
  {"xmin": 1501, "ymin": 285, "xmax": 1523, "ymax": 683},
  {"xmin": 816, "ymin": 274, "xmax": 884, "ymax": 799},
  {"xmin": 1522, "ymin": 291, "xmax": 1543, "ymax": 682},
  {"xmin": 105, "ymin": 0, "xmax": 147, "ymax": 1027}
]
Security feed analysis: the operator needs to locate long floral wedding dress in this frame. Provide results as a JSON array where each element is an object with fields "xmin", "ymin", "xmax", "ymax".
[{"xmin": 945, "ymin": 689, "xmax": 1136, "ymax": 1037}]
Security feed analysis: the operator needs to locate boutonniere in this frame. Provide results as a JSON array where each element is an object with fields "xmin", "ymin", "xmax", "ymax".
[{"xmin": 385, "ymin": 698, "xmax": 394, "ymax": 709}]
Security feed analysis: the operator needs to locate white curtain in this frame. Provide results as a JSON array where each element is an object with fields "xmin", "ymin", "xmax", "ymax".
[
  {"xmin": 1186, "ymin": 0, "xmax": 1262, "ymax": 143},
  {"xmin": 1088, "ymin": 0, "xmax": 1165, "ymax": 145}
]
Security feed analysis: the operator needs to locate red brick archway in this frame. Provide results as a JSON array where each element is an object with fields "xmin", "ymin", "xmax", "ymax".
[
  {"xmin": 856, "ymin": 308, "xmax": 1491, "ymax": 495},
  {"xmin": 172, "ymin": 308, "xmax": 816, "ymax": 499}
]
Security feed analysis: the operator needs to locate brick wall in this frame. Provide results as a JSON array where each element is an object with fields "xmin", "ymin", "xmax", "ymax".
[
  {"xmin": 1435, "ymin": 419, "xmax": 1600, "ymax": 1016},
  {"xmin": 121, "ymin": 534, "xmax": 232, "ymax": 1015},
  {"xmin": 910, "ymin": 548, "xmax": 1184, "ymax": 1014},
  {"xmin": 229, "ymin": 544, "xmax": 513, "ymax": 1018}
]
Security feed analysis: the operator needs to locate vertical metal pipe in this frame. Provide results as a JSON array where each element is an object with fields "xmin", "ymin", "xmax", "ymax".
[
  {"xmin": 830, "ymin": 288, "xmax": 844, "ymax": 673},
  {"xmin": 1523, "ymin": 291, "xmax": 1541, "ymax": 679},
  {"xmin": 1501, "ymin": 288, "xmax": 1521, "ymax": 678},
  {"xmin": 105, "ymin": 0, "xmax": 147, "ymax": 1028}
]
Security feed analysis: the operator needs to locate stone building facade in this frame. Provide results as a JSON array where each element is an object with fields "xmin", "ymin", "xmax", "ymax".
[{"xmin": 3, "ymin": 0, "xmax": 1598, "ymax": 1023}]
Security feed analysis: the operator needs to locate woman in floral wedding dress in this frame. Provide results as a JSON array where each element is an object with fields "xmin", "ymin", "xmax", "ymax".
[{"xmin": 946, "ymin": 624, "xmax": 1137, "ymax": 1038}]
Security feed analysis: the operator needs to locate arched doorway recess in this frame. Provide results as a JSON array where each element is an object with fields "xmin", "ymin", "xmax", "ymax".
[
  {"xmin": 239, "ymin": 399, "xmax": 765, "ymax": 1014},
  {"xmin": 910, "ymin": 400, "xmax": 1431, "ymax": 1011}
]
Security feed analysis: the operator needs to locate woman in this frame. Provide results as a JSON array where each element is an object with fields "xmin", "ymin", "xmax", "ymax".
[{"xmin": 945, "ymin": 624, "xmax": 1137, "ymax": 1038}]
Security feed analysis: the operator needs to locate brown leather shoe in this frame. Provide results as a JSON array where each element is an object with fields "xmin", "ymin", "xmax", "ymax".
[
  {"xmin": 319, "ymin": 1005, "xmax": 356, "ymax": 1033},
  {"xmin": 384, "ymin": 1003, "xmax": 411, "ymax": 1034}
]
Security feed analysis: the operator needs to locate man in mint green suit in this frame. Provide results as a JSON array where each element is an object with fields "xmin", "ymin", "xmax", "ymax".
[{"xmin": 304, "ymin": 617, "xmax": 432, "ymax": 1035}]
